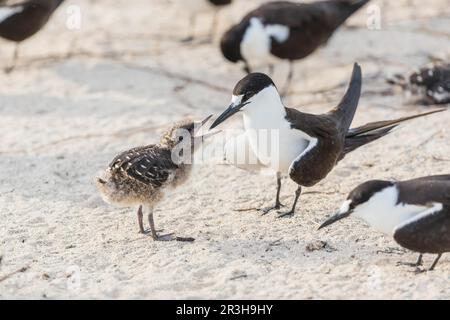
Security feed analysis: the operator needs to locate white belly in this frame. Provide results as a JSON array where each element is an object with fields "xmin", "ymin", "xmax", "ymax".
[
  {"xmin": 240, "ymin": 18, "xmax": 290, "ymax": 70},
  {"xmin": 224, "ymin": 133, "xmax": 265, "ymax": 172},
  {"xmin": 243, "ymin": 120, "xmax": 308, "ymax": 174}
]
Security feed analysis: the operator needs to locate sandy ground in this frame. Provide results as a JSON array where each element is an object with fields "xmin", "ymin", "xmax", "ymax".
[{"xmin": 0, "ymin": 0, "xmax": 449, "ymax": 299}]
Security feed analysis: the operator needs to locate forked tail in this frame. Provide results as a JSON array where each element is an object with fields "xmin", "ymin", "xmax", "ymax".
[{"xmin": 341, "ymin": 108, "xmax": 446, "ymax": 158}]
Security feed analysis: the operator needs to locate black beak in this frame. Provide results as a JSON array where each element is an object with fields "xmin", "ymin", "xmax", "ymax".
[
  {"xmin": 209, "ymin": 102, "xmax": 249, "ymax": 130},
  {"xmin": 193, "ymin": 114, "xmax": 221, "ymax": 142},
  {"xmin": 318, "ymin": 210, "xmax": 353, "ymax": 230}
]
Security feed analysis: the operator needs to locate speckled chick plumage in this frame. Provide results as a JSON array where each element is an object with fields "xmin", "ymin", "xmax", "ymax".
[{"xmin": 96, "ymin": 120, "xmax": 198, "ymax": 209}]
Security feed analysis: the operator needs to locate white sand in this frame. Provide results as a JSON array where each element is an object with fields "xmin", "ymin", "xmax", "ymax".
[{"xmin": 0, "ymin": 0, "xmax": 449, "ymax": 299}]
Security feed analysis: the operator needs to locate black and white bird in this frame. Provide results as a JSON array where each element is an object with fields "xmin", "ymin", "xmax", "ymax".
[
  {"xmin": 209, "ymin": 63, "xmax": 445, "ymax": 218},
  {"xmin": 0, "ymin": 0, "xmax": 65, "ymax": 72},
  {"xmin": 388, "ymin": 63, "xmax": 450, "ymax": 105},
  {"xmin": 319, "ymin": 175, "xmax": 450, "ymax": 271},
  {"xmin": 220, "ymin": 0, "xmax": 370, "ymax": 91},
  {"xmin": 96, "ymin": 116, "xmax": 215, "ymax": 242},
  {"xmin": 174, "ymin": 0, "xmax": 232, "ymax": 42}
]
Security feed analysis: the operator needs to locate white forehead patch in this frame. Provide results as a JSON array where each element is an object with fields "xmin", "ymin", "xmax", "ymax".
[
  {"xmin": 231, "ymin": 95, "xmax": 243, "ymax": 105},
  {"xmin": 339, "ymin": 200, "xmax": 352, "ymax": 214}
]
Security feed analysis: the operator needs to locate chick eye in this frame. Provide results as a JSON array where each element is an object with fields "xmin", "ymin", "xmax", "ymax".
[{"xmin": 178, "ymin": 136, "xmax": 184, "ymax": 142}]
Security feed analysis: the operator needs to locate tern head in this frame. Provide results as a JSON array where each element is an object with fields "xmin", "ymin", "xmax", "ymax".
[
  {"xmin": 221, "ymin": 25, "xmax": 252, "ymax": 73},
  {"xmin": 318, "ymin": 180, "xmax": 395, "ymax": 230},
  {"xmin": 210, "ymin": 73, "xmax": 278, "ymax": 129}
]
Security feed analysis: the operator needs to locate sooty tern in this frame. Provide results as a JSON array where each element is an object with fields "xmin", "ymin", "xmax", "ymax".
[
  {"xmin": 175, "ymin": 0, "xmax": 232, "ymax": 43},
  {"xmin": 0, "ymin": 0, "xmax": 65, "ymax": 72},
  {"xmin": 209, "ymin": 63, "xmax": 445, "ymax": 218},
  {"xmin": 96, "ymin": 115, "xmax": 215, "ymax": 242},
  {"xmin": 388, "ymin": 62, "xmax": 450, "ymax": 105},
  {"xmin": 220, "ymin": 0, "xmax": 370, "ymax": 92},
  {"xmin": 319, "ymin": 175, "xmax": 450, "ymax": 271}
]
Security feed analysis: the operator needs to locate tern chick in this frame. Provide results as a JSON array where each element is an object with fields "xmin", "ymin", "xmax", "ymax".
[{"xmin": 96, "ymin": 115, "xmax": 214, "ymax": 242}]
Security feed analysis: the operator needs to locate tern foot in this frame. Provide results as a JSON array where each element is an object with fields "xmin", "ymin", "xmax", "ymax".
[
  {"xmin": 180, "ymin": 36, "xmax": 194, "ymax": 43},
  {"xmin": 260, "ymin": 203, "xmax": 284, "ymax": 216},
  {"xmin": 4, "ymin": 66, "xmax": 14, "ymax": 74},
  {"xmin": 396, "ymin": 254, "xmax": 423, "ymax": 268},
  {"xmin": 149, "ymin": 232, "xmax": 195, "ymax": 242},
  {"xmin": 397, "ymin": 261, "xmax": 422, "ymax": 268},
  {"xmin": 377, "ymin": 247, "xmax": 406, "ymax": 255},
  {"xmin": 412, "ymin": 267, "xmax": 428, "ymax": 275},
  {"xmin": 277, "ymin": 210, "xmax": 295, "ymax": 218}
]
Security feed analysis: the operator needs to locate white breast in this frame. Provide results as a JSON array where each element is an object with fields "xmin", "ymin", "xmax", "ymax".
[
  {"xmin": 240, "ymin": 17, "xmax": 290, "ymax": 69},
  {"xmin": 224, "ymin": 132, "xmax": 265, "ymax": 172},
  {"xmin": 0, "ymin": 6, "xmax": 23, "ymax": 23},
  {"xmin": 240, "ymin": 87, "xmax": 308, "ymax": 174},
  {"xmin": 354, "ymin": 186, "xmax": 429, "ymax": 235}
]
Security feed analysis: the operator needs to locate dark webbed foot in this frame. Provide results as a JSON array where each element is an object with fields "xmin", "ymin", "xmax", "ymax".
[
  {"xmin": 277, "ymin": 210, "xmax": 295, "ymax": 218},
  {"xmin": 260, "ymin": 203, "xmax": 284, "ymax": 215},
  {"xmin": 396, "ymin": 254, "xmax": 423, "ymax": 268},
  {"xmin": 180, "ymin": 36, "xmax": 194, "ymax": 43}
]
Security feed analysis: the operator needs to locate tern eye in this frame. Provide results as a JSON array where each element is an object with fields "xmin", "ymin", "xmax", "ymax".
[{"xmin": 243, "ymin": 92, "xmax": 254, "ymax": 101}]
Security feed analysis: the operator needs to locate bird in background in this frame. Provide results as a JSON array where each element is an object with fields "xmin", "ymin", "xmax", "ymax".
[
  {"xmin": 319, "ymin": 175, "xmax": 450, "ymax": 271},
  {"xmin": 209, "ymin": 63, "xmax": 445, "ymax": 218},
  {"xmin": 0, "ymin": 0, "xmax": 65, "ymax": 73},
  {"xmin": 388, "ymin": 62, "xmax": 450, "ymax": 106},
  {"xmin": 96, "ymin": 116, "xmax": 217, "ymax": 242},
  {"xmin": 173, "ymin": 0, "xmax": 232, "ymax": 43},
  {"xmin": 220, "ymin": 0, "xmax": 371, "ymax": 94}
]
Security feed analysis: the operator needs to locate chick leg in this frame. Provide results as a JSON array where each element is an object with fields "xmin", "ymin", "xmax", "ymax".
[
  {"xmin": 137, "ymin": 205, "xmax": 145, "ymax": 233},
  {"xmin": 5, "ymin": 44, "xmax": 19, "ymax": 74}
]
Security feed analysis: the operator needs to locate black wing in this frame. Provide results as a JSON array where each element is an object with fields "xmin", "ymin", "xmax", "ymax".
[
  {"xmin": 394, "ymin": 205, "xmax": 450, "ymax": 254},
  {"xmin": 256, "ymin": 1, "xmax": 369, "ymax": 29},
  {"xmin": 110, "ymin": 145, "xmax": 179, "ymax": 188},
  {"xmin": 397, "ymin": 177, "xmax": 450, "ymax": 206},
  {"xmin": 285, "ymin": 108, "xmax": 343, "ymax": 187}
]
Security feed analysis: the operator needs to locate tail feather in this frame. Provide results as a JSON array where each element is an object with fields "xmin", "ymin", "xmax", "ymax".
[
  {"xmin": 332, "ymin": 63, "xmax": 362, "ymax": 133},
  {"xmin": 333, "ymin": 0, "xmax": 372, "ymax": 25},
  {"xmin": 341, "ymin": 125, "xmax": 397, "ymax": 158},
  {"xmin": 347, "ymin": 108, "xmax": 446, "ymax": 137},
  {"xmin": 342, "ymin": 108, "xmax": 446, "ymax": 158}
]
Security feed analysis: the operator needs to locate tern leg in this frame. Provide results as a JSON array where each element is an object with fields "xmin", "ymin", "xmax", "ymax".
[
  {"xmin": 281, "ymin": 61, "xmax": 294, "ymax": 96},
  {"xmin": 181, "ymin": 14, "xmax": 196, "ymax": 43},
  {"xmin": 268, "ymin": 64, "xmax": 275, "ymax": 76},
  {"xmin": 5, "ymin": 44, "xmax": 19, "ymax": 74},
  {"xmin": 260, "ymin": 173, "xmax": 284, "ymax": 215},
  {"xmin": 208, "ymin": 10, "xmax": 219, "ymax": 42},
  {"xmin": 137, "ymin": 205, "xmax": 145, "ymax": 234},
  {"xmin": 429, "ymin": 254, "xmax": 442, "ymax": 271},
  {"xmin": 278, "ymin": 186, "xmax": 302, "ymax": 218}
]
